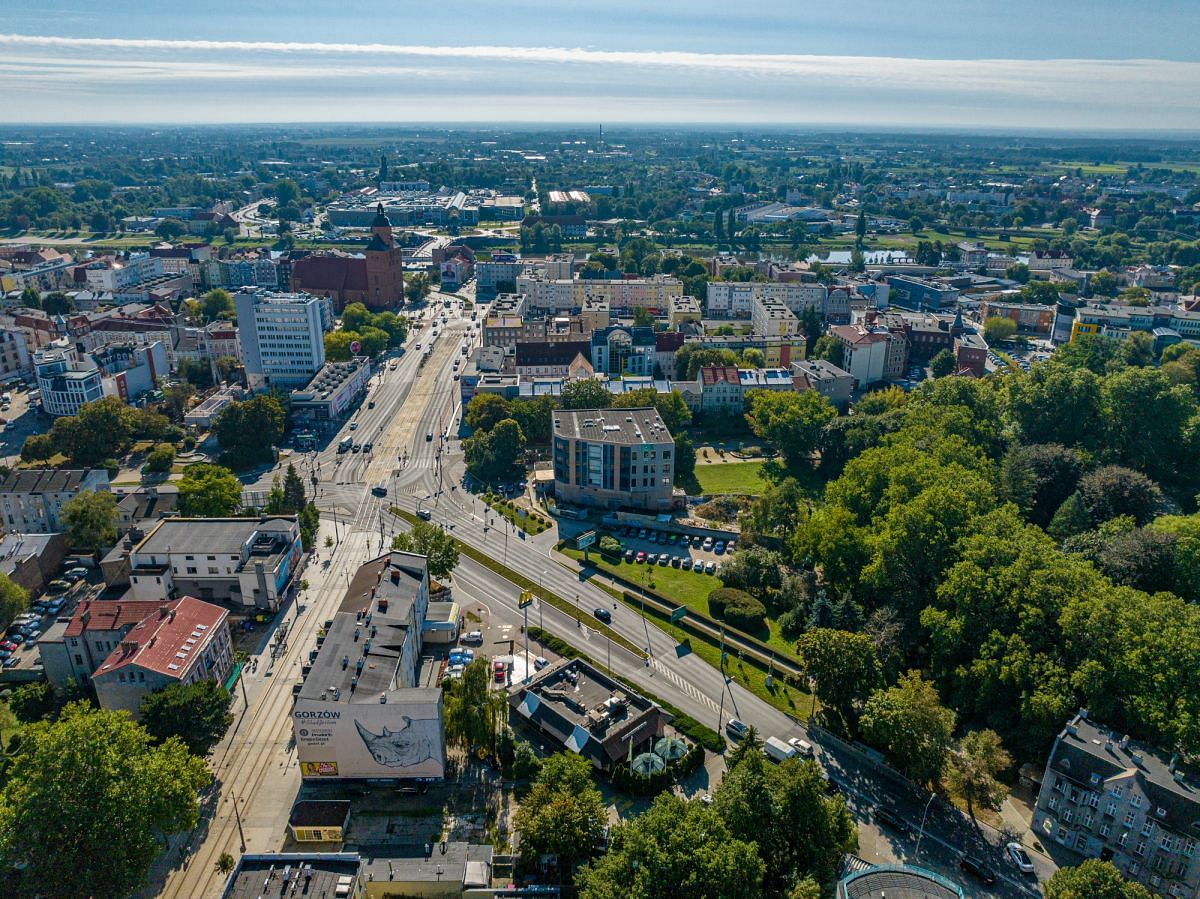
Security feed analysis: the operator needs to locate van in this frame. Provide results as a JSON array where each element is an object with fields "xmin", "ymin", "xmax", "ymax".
[{"xmin": 763, "ymin": 736, "xmax": 799, "ymax": 763}]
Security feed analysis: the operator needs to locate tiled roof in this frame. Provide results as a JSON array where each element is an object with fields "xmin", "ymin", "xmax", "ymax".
[
  {"xmin": 831, "ymin": 324, "xmax": 889, "ymax": 346},
  {"xmin": 63, "ymin": 599, "xmax": 166, "ymax": 638},
  {"xmin": 700, "ymin": 365, "xmax": 741, "ymax": 386},
  {"xmin": 291, "ymin": 255, "xmax": 369, "ymax": 293},
  {"xmin": 94, "ymin": 596, "xmax": 228, "ymax": 679}
]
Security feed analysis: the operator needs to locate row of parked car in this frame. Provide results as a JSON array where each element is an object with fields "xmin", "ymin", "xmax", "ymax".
[
  {"xmin": 627, "ymin": 550, "xmax": 721, "ymax": 575},
  {"xmin": 615, "ymin": 525, "xmax": 736, "ymax": 555}
]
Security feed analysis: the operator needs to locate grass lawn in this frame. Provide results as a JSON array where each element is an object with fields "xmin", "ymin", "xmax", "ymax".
[
  {"xmin": 0, "ymin": 701, "xmax": 22, "ymax": 747},
  {"xmin": 694, "ymin": 461, "xmax": 768, "ymax": 496},
  {"xmin": 560, "ymin": 546, "xmax": 800, "ymax": 660}
]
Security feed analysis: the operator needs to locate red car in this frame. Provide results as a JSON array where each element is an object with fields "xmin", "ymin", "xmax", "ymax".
[
  {"xmin": 493, "ymin": 661, "xmax": 507, "ymax": 683},
  {"xmin": 636, "ymin": 551, "xmax": 646, "ymax": 563}
]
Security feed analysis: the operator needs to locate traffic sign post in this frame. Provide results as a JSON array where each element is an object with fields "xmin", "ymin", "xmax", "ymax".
[
  {"xmin": 519, "ymin": 590, "xmax": 533, "ymax": 681},
  {"xmin": 576, "ymin": 530, "xmax": 596, "ymax": 562}
]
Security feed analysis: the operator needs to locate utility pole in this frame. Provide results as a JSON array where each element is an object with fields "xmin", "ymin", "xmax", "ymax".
[
  {"xmin": 230, "ymin": 791, "xmax": 247, "ymax": 852},
  {"xmin": 522, "ymin": 602, "xmax": 529, "ymax": 683}
]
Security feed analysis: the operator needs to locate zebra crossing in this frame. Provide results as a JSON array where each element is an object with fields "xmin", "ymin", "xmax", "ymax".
[{"xmin": 652, "ymin": 658, "xmax": 720, "ymax": 714}]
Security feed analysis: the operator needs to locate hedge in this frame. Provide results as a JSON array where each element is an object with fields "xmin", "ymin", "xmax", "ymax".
[{"xmin": 707, "ymin": 588, "xmax": 767, "ymax": 631}]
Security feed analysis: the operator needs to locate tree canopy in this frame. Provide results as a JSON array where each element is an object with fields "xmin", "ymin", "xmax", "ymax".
[
  {"xmin": 178, "ymin": 463, "xmax": 243, "ymax": 517},
  {"xmin": 391, "ymin": 520, "xmax": 460, "ymax": 581}
]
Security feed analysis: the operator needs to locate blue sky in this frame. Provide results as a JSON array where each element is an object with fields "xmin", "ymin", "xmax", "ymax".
[{"xmin": 2, "ymin": 1, "xmax": 1199, "ymax": 129}]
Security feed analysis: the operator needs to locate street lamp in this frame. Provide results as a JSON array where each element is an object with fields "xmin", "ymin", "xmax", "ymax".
[{"xmin": 915, "ymin": 792, "xmax": 937, "ymax": 857}]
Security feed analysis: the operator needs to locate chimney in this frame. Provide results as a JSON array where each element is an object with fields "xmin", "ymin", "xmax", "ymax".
[
  {"xmin": 159, "ymin": 604, "xmax": 169, "ymax": 619},
  {"xmin": 168, "ymin": 608, "xmax": 176, "ymax": 622},
  {"xmin": 1079, "ymin": 707, "xmax": 1089, "ymax": 721}
]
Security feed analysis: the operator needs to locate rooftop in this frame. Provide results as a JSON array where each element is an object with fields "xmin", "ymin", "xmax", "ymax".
[
  {"xmin": 289, "ymin": 800, "xmax": 351, "ymax": 830},
  {"xmin": 552, "ymin": 407, "xmax": 673, "ymax": 445},
  {"xmin": 0, "ymin": 468, "xmax": 106, "ymax": 495},
  {"xmin": 359, "ymin": 843, "xmax": 492, "ymax": 888},
  {"xmin": 838, "ymin": 864, "xmax": 963, "ymax": 899},
  {"xmin": 94, "ymin": 596, "xmax": 228, "ymax": 680},
  {"xmin": 224, "ymin": 854, "xmax": 360, "ymax": 899},
  {"xmin": 134, "ymin": 516, "xmax": 297, "ymax": 558},
  {"xmin": 63, "ymin": 599, "xmax": 168, "ymax": 638}
]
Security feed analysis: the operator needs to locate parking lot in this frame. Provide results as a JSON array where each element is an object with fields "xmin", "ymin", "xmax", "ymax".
[
  {"xmin": 0, "ymin": 385, "xmax": 39, "ymax": 467},
  {"xmin": 601, "ymin": 525, "xmax": 736, "ymax": 577},
  {"xmin": 2, "ymin": 561, "xmax": 95, "ymax": 672}
]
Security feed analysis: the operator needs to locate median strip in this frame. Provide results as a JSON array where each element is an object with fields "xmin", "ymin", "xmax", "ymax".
[{"xmin": 389, "ymin": 506, "xmax": 645, "ymax": 659}]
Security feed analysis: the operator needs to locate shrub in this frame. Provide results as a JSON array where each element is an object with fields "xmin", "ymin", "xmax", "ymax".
[
  {"xmin": 101, "ymin": 458, "xmax": 119, "ymax": 478},
  {"xmin": 708, "ymin": 588, "xmax": 767, "ymax": 631},
  {"xmin": 182, "ymin": 435, "xmax": 196, "ymax": 452},
  {"xmin": 599, "ymin": 535, "xmax": 622, "ymax": 556}
]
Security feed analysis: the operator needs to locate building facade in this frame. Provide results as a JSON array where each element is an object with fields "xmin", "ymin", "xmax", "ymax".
[
  {"xmin": 0, "ymin": 468, "xmax": 110, "ymax": 532},
  {"xmin": 590, "ymin": 326, "xmax": 656, "ymax": 376},
  {"xmin": 235, "ymin": 288, "xmax": 331, "ymax": 390},
  {"xmin": 552, "ymin": 407, "xmax": 675, "ymax": 512}
]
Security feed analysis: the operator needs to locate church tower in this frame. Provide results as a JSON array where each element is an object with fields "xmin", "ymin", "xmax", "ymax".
[{"xmin": 364, "ymin": 203, "xmax": 404, "ymax": 309}]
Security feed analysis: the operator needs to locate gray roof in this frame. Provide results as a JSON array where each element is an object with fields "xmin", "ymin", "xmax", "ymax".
[
  {"xmin": 359, "ymin": 842, "xmax": 492, "ymax": 887},
  {"xmin": 0, "ymin": 469, "xmax": 104, "ymax": 494},
  {"xmin": 553, "ymin": 407, "xmax": 673, "ymax": 445},
  {"xmin": 226, "ymin": 854, "xmax": 360, "ymax": 899},
  {"xmin": 1049, "ymin": 711, "xmax": 1200, "ymax": 836},
  {"xmin": 135, "ymin": 516, "xmax": 296, "ymax": 556}
]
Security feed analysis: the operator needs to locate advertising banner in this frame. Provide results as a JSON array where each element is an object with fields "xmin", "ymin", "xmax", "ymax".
[{"xmin": 293, "ymin": 693, "xmax": 445, "ymax": 780}]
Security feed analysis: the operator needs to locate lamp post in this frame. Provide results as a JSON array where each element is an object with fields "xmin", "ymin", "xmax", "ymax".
[
  {"xmin": 915, "ymin": 792, "xmax": 937, "ymax": 857},
  {"xmin": 229, "ymin": 791, "xmax": 247, "ymax": 852}
]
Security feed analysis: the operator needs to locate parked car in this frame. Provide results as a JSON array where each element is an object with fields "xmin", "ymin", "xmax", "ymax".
[
  {"xmin": 636, "ymin": 551, "xmax": 646, "ymax": 563},
  {"xmin": 645, "ymin": 552, "xmax": 657, "ymax": 565},
  {"xmin": 461, "ymin": 630, "xmax": 483, "ymax": 644},
  {"xmin": 657, "ymin": 555, "xmax": 669, "ymax": 566},
  {"xmin": 533, "ymin": 656, "xmax": 549, "ymax": 670},
  {"xmin": 692, "ymin": 559, "xmax": 705, "ymax": 572},
  {"xmin": 493, "ymin": 661, "xmax": 507, "ymax": 683},
  {"xmin": 46, "ymin": 580, "xmax": 71, "ymax": 594},
  {"xmin": 702, "ymin": 537, "xmax": 714, "ymax": 551},
  {"xmin": 704, "ymin": 561, "xmax": 716, "ymax": 575},
  {"xmin": 417, "ymin": 508, "xmax": 433, "ymax": 520},
  {"xmin": 667, "ymin": 534, "xmax": 678, "ymax": 545},
  {"xmin": 725, "ymin": 718, "xmax": 749, "ymax": 739},
  {"xmin": 787, "ymin": 737, "xmax": 815, "ymax": 757},
  {"xmin": 715, "ymin": 541, "xmax": 726, "ymax": 554},
  {"xmin": 726, "ymin": 540, "xmax": 736, "ymax": 553},
  {"xmin": 65, "ymin": 567, "xmax": 89, "ymax": 582},
  {"xmin": 445, "ymin": 663, "xmax": 465, "ymax": 679},
  {"xmin": 350, "ymin": 421, "xmax": 358, "ymax": 430},
  {"xmin": 363, "ymin": 442, "xmax": 373, "ymax": 453},
  {"xmin": 623, "ymin": 549, "xmax": 634, "ymax": 563},
  {"xmin": 958, "ymin": 854, "xmax": 997, "ymax": 885},
  {"xmin": 1005, "ymin": 842, "xmax": 1035, "ymax": 875},
  {"xmin": 593, "ymin": 607, "xmax": 612, "ymax": 624},
  {"xmin": 637, "ymin": 529, "xmax": 647, "ymax": 539},
  {"xmin": 874, "ymin": 806, "xmax": 911, "ymax": 834},
  {"xmin": 670, "ymin": 556, "xmax": 682, "ymax": 568}
]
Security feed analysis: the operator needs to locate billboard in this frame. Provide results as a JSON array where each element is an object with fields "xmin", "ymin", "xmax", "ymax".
[{"xmin": 293, "ymin": 692, "xmax": 445, "ymax": 780}]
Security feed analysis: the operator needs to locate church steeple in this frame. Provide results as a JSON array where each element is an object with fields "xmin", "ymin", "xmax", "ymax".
[{"xmin": 368, "ymin": 203, "xmax": 394, "ymax": 250}]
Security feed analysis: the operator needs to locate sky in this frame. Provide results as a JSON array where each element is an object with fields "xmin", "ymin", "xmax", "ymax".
[{"xmin": 2, "ymin": 1, "xmax": 1199, "ymax": 131}]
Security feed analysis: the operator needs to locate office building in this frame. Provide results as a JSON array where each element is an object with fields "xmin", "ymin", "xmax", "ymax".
[
  {"xmin": 590, "ymin": 326, "xmax": 656, "ymax": 376},
  {"xmin": 290, "ymin": 357, "xmax": 372, "ymax": 426},
  {"xmin": 552, "ymin": 406, "xmax": 675, "ymax": 512},
  {"xmin": 235, "ymin": 288, "xmax": 332, "ymax": 390}
]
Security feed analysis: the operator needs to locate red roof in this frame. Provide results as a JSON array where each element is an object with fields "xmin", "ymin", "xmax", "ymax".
[
  {"xmin": 831, "ymin": 324, "xmax": 888, "ymax": 346},
  {"xmin": 94, "ymin": 596, "xmax": 228, "ymax": 680},
  {"xmin": 655, "ymin": 331, "xmax": 685, "ymax": 352},
  {"xmin": 700, "ymin": 365, "xmax": 741, "ymax": 385},
  {"xmin": 63, "ymin": 599, "xmax": 166, "ymax": 637},
  {"xmin": 291, "ymin": 254, "xmax": 368, "ymax": 293}
]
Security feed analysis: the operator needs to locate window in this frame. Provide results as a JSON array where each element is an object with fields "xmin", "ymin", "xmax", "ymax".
[
  {"xmin": 69, "ymin": 637, "xmax": 78, "ymax": 647},
  {"xmin": 1087, "ymin": 792, "xmax": 1100, "ymax": 808},
  {"xmin": 186, "ymin": 567, "xmax": 197, "ymax": 574},
  {"xmin": 1090, "ymin": 772, "xmax": 1102, "ymax": 785},
  {"xmin": 1076, "ymin": 833, "xmax": 1089, "ymax": 851},
  {"xmin": 1082, "ymin": 814, "xmax": 1093, "ymax": 829},
  {"xmin": 1106, "ymin": 802, "xmax": 1119, "ymax": 817},
  {"xmin": 1135, "ymin": 840, "xmax": 1147, "ymax": 857},
  {"xmin": 1131, "ymin": 794, "xmax": 1144, "ymax": 809},
  {"xmin": 1184, "ymin": 840, "xmax": 1195, "ymax": 858},
  {"xmin": 208, "ymin": 567, "xmax": 219, "ymax": 575},
  {"xmin": 137, "ymin": 671, "xmax": 145, "ymax": 682},
  {"xmin": 1125, "ymin": 812, "xmax": 1137, "ymax": 827},
  {"xmin": 74, "ymin": 654, "xmax": 83, "ymax": 665},
  {"xmin": 1100, "ymin": 823, "xmax": 1111, "ymax": 838},
  {"xmin": 1157, "ymin": 807, "xmax": 1167, "ymax": 818},
  {"xmin": 1070, "ymin": 788, "xmax": 1081, "ymax": 803},
  {"xmin": 1119, "ymin": 832, "xmax": 1130, "ymax": 847},
  {"xmin": 1048, "ymin": 796, "xmax": 1059, "ymax": 811},
  {"xmin": 1161, "ymin": 836, "xmax": 1174, "ymax": 852},
  {"xmin": 1112, "ymin": 785, "xmax": 1125, "ymax": 798}
]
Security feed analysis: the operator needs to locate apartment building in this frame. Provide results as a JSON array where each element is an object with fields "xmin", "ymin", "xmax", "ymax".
[
  {"xmin": 1033, "ymin": 710, "xmax": 1200, "ymax": 897},
  {"xmin": 706, "ymin": 281, "xmax": 828, "ymax": 320},
  {"xmin": 791, "ymin": 358, "xmax": 855, "ymax": 408},
  {"xmin": 235, "ymin": 288, "xmax": 332, "ymax": 390},
  {"xmin": 516, "ymin": 274, "xmax": 682, "ymax": 315},
  {"xmin": 0, "ymin": 468, "xmax": 110, "ymax": 532},
  {"xmin": 831, "ymin": 324, "xmax": 890, "ymax": 387},
  {"xmin": 751, "ymin": 295, "xmax": 802, "ymax": 338},
  {"xmin": 0, "ymin": 329, "xmax": 31, "ymax": 380},
  {"xmin": 590, "ymin": 326, "xmax": 656, "ymax": 376},
  {"xmin": 34, "ymin": 340, "xmax": 168, "ymax": 416},
  {"xmin": 552, "ymin": 407, "xmax": 675, "ymax": 512},
  {"xmin": 475, "ymin": 258, "xmax": 527, "ymax": 300},
  {"xmin": 1070, "ymin": 303, "xmax": 1200, "ymax": 344}
]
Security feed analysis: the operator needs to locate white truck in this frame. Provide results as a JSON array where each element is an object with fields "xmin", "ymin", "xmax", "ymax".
[{"xmin": 763, "ymin": 735, "xmax": 799, "ymax": 764}]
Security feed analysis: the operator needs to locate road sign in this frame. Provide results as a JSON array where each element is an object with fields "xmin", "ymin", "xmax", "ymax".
[
  {"xmin": 576, "ymin": 530, "xmax": 597, "ymax": 550},
  {"xmin": 670, "ymin": 606, "xmax": 687, "ymax": 624},
  {"xmin": 349, "ymin": 340, "xmax": 362, "ymax": 355},
  {"xmin": 518, "ymin": 590, "xmax": 534, "ymax": 609}
]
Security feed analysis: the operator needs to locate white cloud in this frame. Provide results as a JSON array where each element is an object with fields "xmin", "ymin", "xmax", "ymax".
[{"xmin": 0, "ymin": 33, "xmax": 1196, "ymax": 127}]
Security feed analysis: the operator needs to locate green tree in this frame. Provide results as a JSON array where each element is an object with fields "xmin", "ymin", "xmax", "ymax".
[
  {"xmin": 1048, "ymin": 491, "xmax": 1091, "ymax": 541},
  {"xmin": 559, "ymin": 378, "xmax": 612, "ymax": 410},
  {"xmin": 811, "ymin": 335, "xmax": 844, "ymax": 367},
  {"xmin": 1077, "ymin": 465, "xmax": 1163, "ymax": 527},
  {"xmin": 1044, "ymin": 859, "xmax": 1153, "ymax": 899},
  {"xmin": 273, "ymin": 178, "xmax": 300, "ymax": 208},
  {"xmin": 19, "ymin": 433, "xmax": 55, "ymax": 463},
  {"xmin": 201, "ymin": 289, "xmax": 235, "ymax": 323},
  {"xmin": 1120, "ymin": 331, "xmax": 1155, "ymax": 368},
  {"xmin": 673, "ymin": 433, "xmax": 696, "ymax": 485},
  {"xmin": 797, "ymin": 628, "xmax": 881, "ymax": 729},
  {"xmin": 1005, "ymin": 262, "xmax": 1030, "ymax": 283},
  {"xmin": 929, "ymin": 348, "xmax": 957, "ymax": 378},
  {"xmin": 391, "ymin": 520, "xmax": 460, "ymax": 581},
  {"xmin": 19, "ymin": 286, "xmax": 40, "ymax": 309},
  {"xmin": 213, "ymin": 394, "xmax": 285, "ymax": 467},
  {"xmin": 942, "ymin": 729, "xmax": 1011, "ymax": 833},
  {"xmin": 155, "ymin": 218, "xmax": 187, "ymax": 241},
  {"xmin": 1008, "ymin": 361, "xmax": 1104, "ymax": 448},
  {"xmin": 741, "ymin": 347, "xmax": 766, "ymax": 368},
  {"xmin": 324, "ymin": 330, "xmax": 358, "ymax": 362},
  {"xmin": 999, "ymin": 443, "xmax": 1081, "ymax": 529},
  {"xmin": 982, "ymin": 316, "xmax": 1017, "ymax": 344},
  {"xmin": 1088, "ymin": 270, "xmax": 1118, "ymax": 298},
  {"xmin": 512, "ymin": 752, "xmax": 607, "ymax": 882},
  {"xmin": 405, "ymin": 271, "xmax": 432, "ymax": 304},
  {"xmin": 0, "ymin": 573, "xmax": 29, "ymax": 629},
  {"xmin": 577, "ymin": 793, "xmax": 764, "ymax": 899},
  {"xmin": 162, "ymin": 382, "xmax": 196, "ymax": 422},
  {"xmin": 1019, "ymin": 280, "xmax": 1060, "ymax": 304},
  {"xmin": 744, "ymin": 389, "xmax": 837, "ymax": 471},
  {"xmin": 8, "ymin": 681, "xmax": 63, "ymax": 724},
  {"xmin": 138, "ymin": 681, "xmax": 233, "ymax": 757},
  {"xmin": 178, "ymin": 464, "xmax": 243, "ymax": 517},
  {"xmin": 855, "ymin": 209, "xmax": 866, "ymax": 244},
  {"xmin": 800, "ymin": 305, "xmax": 823, "ymax": 356},
  {"xmin": 0, "ymin": 703, "xmax": 209, "ymax": 899},
  {"xmin": 464, "ymin": 418, "xmax": 526, "ymax": 483},
  {"xmin": 215, "ymin": 852, "xmax": 236, "ymax": 876},
  {"xmin": 720, "ymin": 545, "xmax": 784, "ymax": 601},
  {"xmin": 144, "ymin": 443, "xmax": 176, "ymax": 474},
  {"xmin": 49, "ymin": 396, "xmax": 134, "ymax": 466},
  {"xmin": 1100, "ymin": 367, "xmax": 1195, "ymax": 485},
  {"xmin": 1148, "ymin": 514, "xmax": 1200, "ymax": 601},
  {"xmin": 466, "ymin": 394, "xmax": 513, "ymax": 433},
  {"xmin": 509, "ymin": 395, "xmax": 557, "ymax": 444},
  {"xmin": 442, "ymin": 658, "xmax": 503, "ymax": 751},
  {"xmin": 860, "ymin": 671, "xmax": 956, "ymax": 785},
  {"xmin": 632, "ymin": 306, "xmax": 655, "ymax": 328},
  {"xmin": 61, "ymin": 489, "xmax": 118, "ymax": 553},
  {"xmin": 611, "ymin": 388, "xmax": 692, "ymax": 433}
]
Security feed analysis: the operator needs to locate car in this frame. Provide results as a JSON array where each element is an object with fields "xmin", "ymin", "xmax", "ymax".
[
  {"xmin": 350, "ymin": 421, "xmax": 358, "ymax": 430},
  {"xmin": 637, "ymin": 528, "xmax": 647, "ymax": 539},
  {"xmin": 45, "ymin": 599, "xmax": 65, "ymax": 615},
  {"xmin": 593, "ymin": 607, "xmax": 612, "ymax": 624},
  {"xmin": 670, "ymin": 555, "xmax": 682, "ymax": 568},
  {"xmin": 727, "ymin": 540, "xmax": 736, "ymax": 553},
  {"xmin": 351, "ymin": 443, "xmax": 361, "ymax": 453},
  {"xmin": 702, "ymin": 537, "xmax": 714, "ymax": 551},
  {"xmin": 415, "ymin": 342, "xmax": 422, "ymax": 350},
  {"xmin": 667, "ymin": 534, "xmax": 678, "ymax": 545},
  {"xmin": 726, "ymin": 718, "xmax": 749, "ymax": 739},
  {"xmin": 958, "ymin": 854, "xmax": 997, "ymax": 885},
  {"xmin": 450, "ymin": 648, "xmax": 474, "ymax": 662},
  {"xmin": 636, "ymin": 551, "xmax": 646, "ymax": 563},
  {"xmin": 461, "ymin": 630, "xmax": 483, "ymax": 644},
  {"xmin": 445, "ymin": 663, "xmax": 465, "ymax": 679},
  {"xmin": 417, "ymin": 508, "xmax": 433, "ymax": 520},
  {"xmin": 533, "ymin": 656, "xmax": 549, "ymax": 670},
  {"xmin": 0, "ymin": 641, "xmax": 16, "ymax": 652},
  {"xmin": 648, "ymin": 531, "xmax": 659, "ymax": 543},
  {"xmin": 66, "ymin": 567, "xmax": 89, "ymax": 582},
  {"xmin": 700, "ymin": 793, "xmax": 714, "ymax": 805},
  {"xmin": 0, "ymin": 649, "xmax": 11, "ymax": 660},
  {"xmin": 363, "ymin": 442, "xmax": 373, "ymax": 453},
  {"xmin": 493, "ymin": 660, "xmax": 507, "ymax": 683},
  {"xmin": 371, "ymin": 484, "xmax": 388, "ymax": 497},
  {"xmin": 21, "ymin": 630, "xmax": 40, "ymax": 644},
  {"xmin": 657, "ymin": 554, "xmax": 669, "ymax": 566},
  {"xmin": 2, "ymin": 656, "xmax": 17, "ymax": 668},
  {"xmin": 704, "ymin": 561, "xmax": 716, "ymax": 575},
  {"xmin": 426, "ymin": 432, "xmax": 434, "ymax": 441},
  {"xmin": 623, "ymin": 549, "xmax": 634, "ymax": 563},
  {"xmin": 1005, "ymin": 842, "xmax": 1035, "ymax": 874},
  {"xmin": 874, "ymin": 806, "xmax": 911, "ymax": 834},
  {"xmin": 46, "ymin": 580, "xmax": 71, "ymax": 594},
  {"xmin": 646, "ymin": 552, "xmax": 657, "ymax": 565},
  {"xmin": 715, "ymin": 541, "xmax": 726, "ymax": 554},
  {"xmin": 692, "ymin": 559, "xmax": 705, "ymax": 572},
  {"xmin": 367, "ymin": 400, "xmax": 375, "ymax": 409},
  {"xmin": 787, "ymin": 737, "xmax": 815, "ymax": 757}
]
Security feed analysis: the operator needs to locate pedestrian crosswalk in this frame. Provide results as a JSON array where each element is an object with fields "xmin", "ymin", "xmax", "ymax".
[{"xmin": 652, "ymin": 659, "xmax": 720, "ymax": 714}]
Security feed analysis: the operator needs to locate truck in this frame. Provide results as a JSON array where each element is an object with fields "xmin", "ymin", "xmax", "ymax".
[
  {"xmin": 337, "ymin": 435, "xmax": 353, "ymax": 454},
  {"xmin": 763, "ymin": 736, "xmax": 799, "ymax": 764}
]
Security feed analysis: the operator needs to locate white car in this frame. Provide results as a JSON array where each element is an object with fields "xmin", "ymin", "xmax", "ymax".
[
  {"xmin": 787, "ymin": 737, "xmax": 814, "ymax": 757},
  {"xmin": 461, "ymin": 630, "xmax": 483, "ymax": 645},
  {"xmin": 1005, "ymin": 842, "xmax": 1035, "ymax": 875}
]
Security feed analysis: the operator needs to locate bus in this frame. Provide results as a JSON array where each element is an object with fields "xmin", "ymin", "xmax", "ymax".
[{"xmin": 337, "ymin": 435, "xmax": 353, "ymax": 453}]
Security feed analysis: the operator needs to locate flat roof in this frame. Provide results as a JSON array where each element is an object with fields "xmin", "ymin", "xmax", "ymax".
[
  {"xmin": 135, "ymin": 516, "xmax": 296, "ymax": 557},
  {"xmin": 359, "ymin": 842, "xmax": 492, "ymax": 887},
  {"xmin": 553, "ymin": 407, "xmax": 672, "ymax": 445},
  {"xmin": 225, "ymin": 854, "xmax": 359, "ymax": 899},
  {"xmin": 839, "ymin": 865, "xmax": 963, "ymax": 899},
  {"xmin": 289, "ymin": 800, "xmax": 351, "ymax": 829}
]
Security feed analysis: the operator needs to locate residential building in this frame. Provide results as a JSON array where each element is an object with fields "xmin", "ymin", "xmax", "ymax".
[
  {"xmin": 521, "ymin": 213, "xmax": 586, "ymax": 238},
  {"xmin": 515, "ymin": 340, "xmax": 591, "ymax": 379},
  {"xmin": 516, "ymin": 274, "xmax": 682, "ymax": 315},
  {"xmin": 978, "ymin": 299, "xmax": 1055, "ymax": 335},
  {"xmin": 680, "ymin": 333, "xmax": 805, "ymax": 371},
  {"xmin": 956, "ymin": 241, "xmax": 989, "ymax": 270},
  {"xmin": 0, "ymin": 468, "xmax": 110, "ymax": 532},
  {"xmin": 791, "ymin": 358, "xmax": 855, "ymax": 408},
  {"xmin": 289, "ymin": 357, "xmax": 372, "ymax": 426},
  {"xmin": 235, "ymin": 288, "xmax": 331, "ymax": 390},
  {"xmin": 590, "ymin": 326, "xmax": 656, "ymax": 376},
  {"xmin": 668, "ymin": 295, "xmax": 702, "ymax": 328},
  {"xmin": 1070, "ymin": 303, "xmax": 1200, "ymax": 344},
  {"xmin": 751, "ymin": 295, "xmax": 802, "ymax": 338},
  {"xmin": 41, "ymin": 599, "xmax": 172, "ymax": 690},
  {"xmin": 1025, "ymin": 250, "xmax": 1075, "ymax": 272},
  {"xmin": 32, "ymin": 344, "xmax": 102, "ymax": 415},
  {"xmin": 125, "ymin": 516, "xmax": 303, "ymax": 611},
  {"xmin": 290, "ymin": 205, "xmax": 405, "ymax": 310},
  {"xmin": 831, "ymin": 324, "xmax": 890, "ymax": 387},
  {"xmin": 115, "ymin": 484, "xmax": 179, "ymax": 536},
  {"xmin": 955, "ymin": 331, "xmax": 988, "ymax": 376},
  {"xmin": 541, "ymin": 253, "xmax": 576, "ymax": 280},
  {"xmin": 695, "ymin": 365, "xmax": 744, "ymax": 415},
  {"xmin": 579, "ymin": 295, "xmax": 612, "ymax": 332},
  {"xmin": 706, "ymin": 281, "xmax": 828, "ymax": 320},
  {"xmin": 552, "ymin": 407, "xmax": 675, "ymax": 512},
  {"xmin": 1033, "ymin": 710, "xmax": 1200, "ymax": 896},
  {"xmin": 0, "ymin": 531, "xmax": 66, "ymax": 596},
  {"xmin": 474, "ymin": 257, "xmax": 526, "ymax": 300},
  {"xmin": 89, "ymin": 597, "xmax": 234, "ymax": 715},
  {"xmin": 508, "ymin": 658, "xmax": 671, "ymax": 772},
  {"xmin": 200, "ymin": 252, "xmax": 280, "ymax": 291},
  {"xmin": 0, "ymin": 329, "xmax": 31, "ymax": 381},
  {"xmin": 293, "ymin": 551, "xmax": 445, "ymax": 782}
]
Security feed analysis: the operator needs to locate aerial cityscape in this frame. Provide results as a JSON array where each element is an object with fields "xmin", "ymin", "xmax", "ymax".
[{"xmin": 0, "ymin": 4, "xmax": 1198, "ymax": 899}]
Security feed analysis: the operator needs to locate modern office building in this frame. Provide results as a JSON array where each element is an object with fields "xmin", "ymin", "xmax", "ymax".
[
  {"xmin": 34, "ymin": 340, "xmax": 167, "ymax": 416},
  {"xmin": 1032, "ymin": 709, "xmax": 1200, "ymax": 897},
  {"xmin": 235, "ymin": 288, "xmax": 332, "ymax": 390},
  {"xmin": 289, "ymin": 357, "xmax": 372, "ymax": 426},
  {"xmin": 552, "ymin": 406, "xmax": 675, "ymax": 512},
  {"xmin": 836, "ymin": 862, "xmax": 963, "ymax": 899},
  {"xmin": 590, "ymin": 325, "xmax": 656, "ymax": 376}
]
